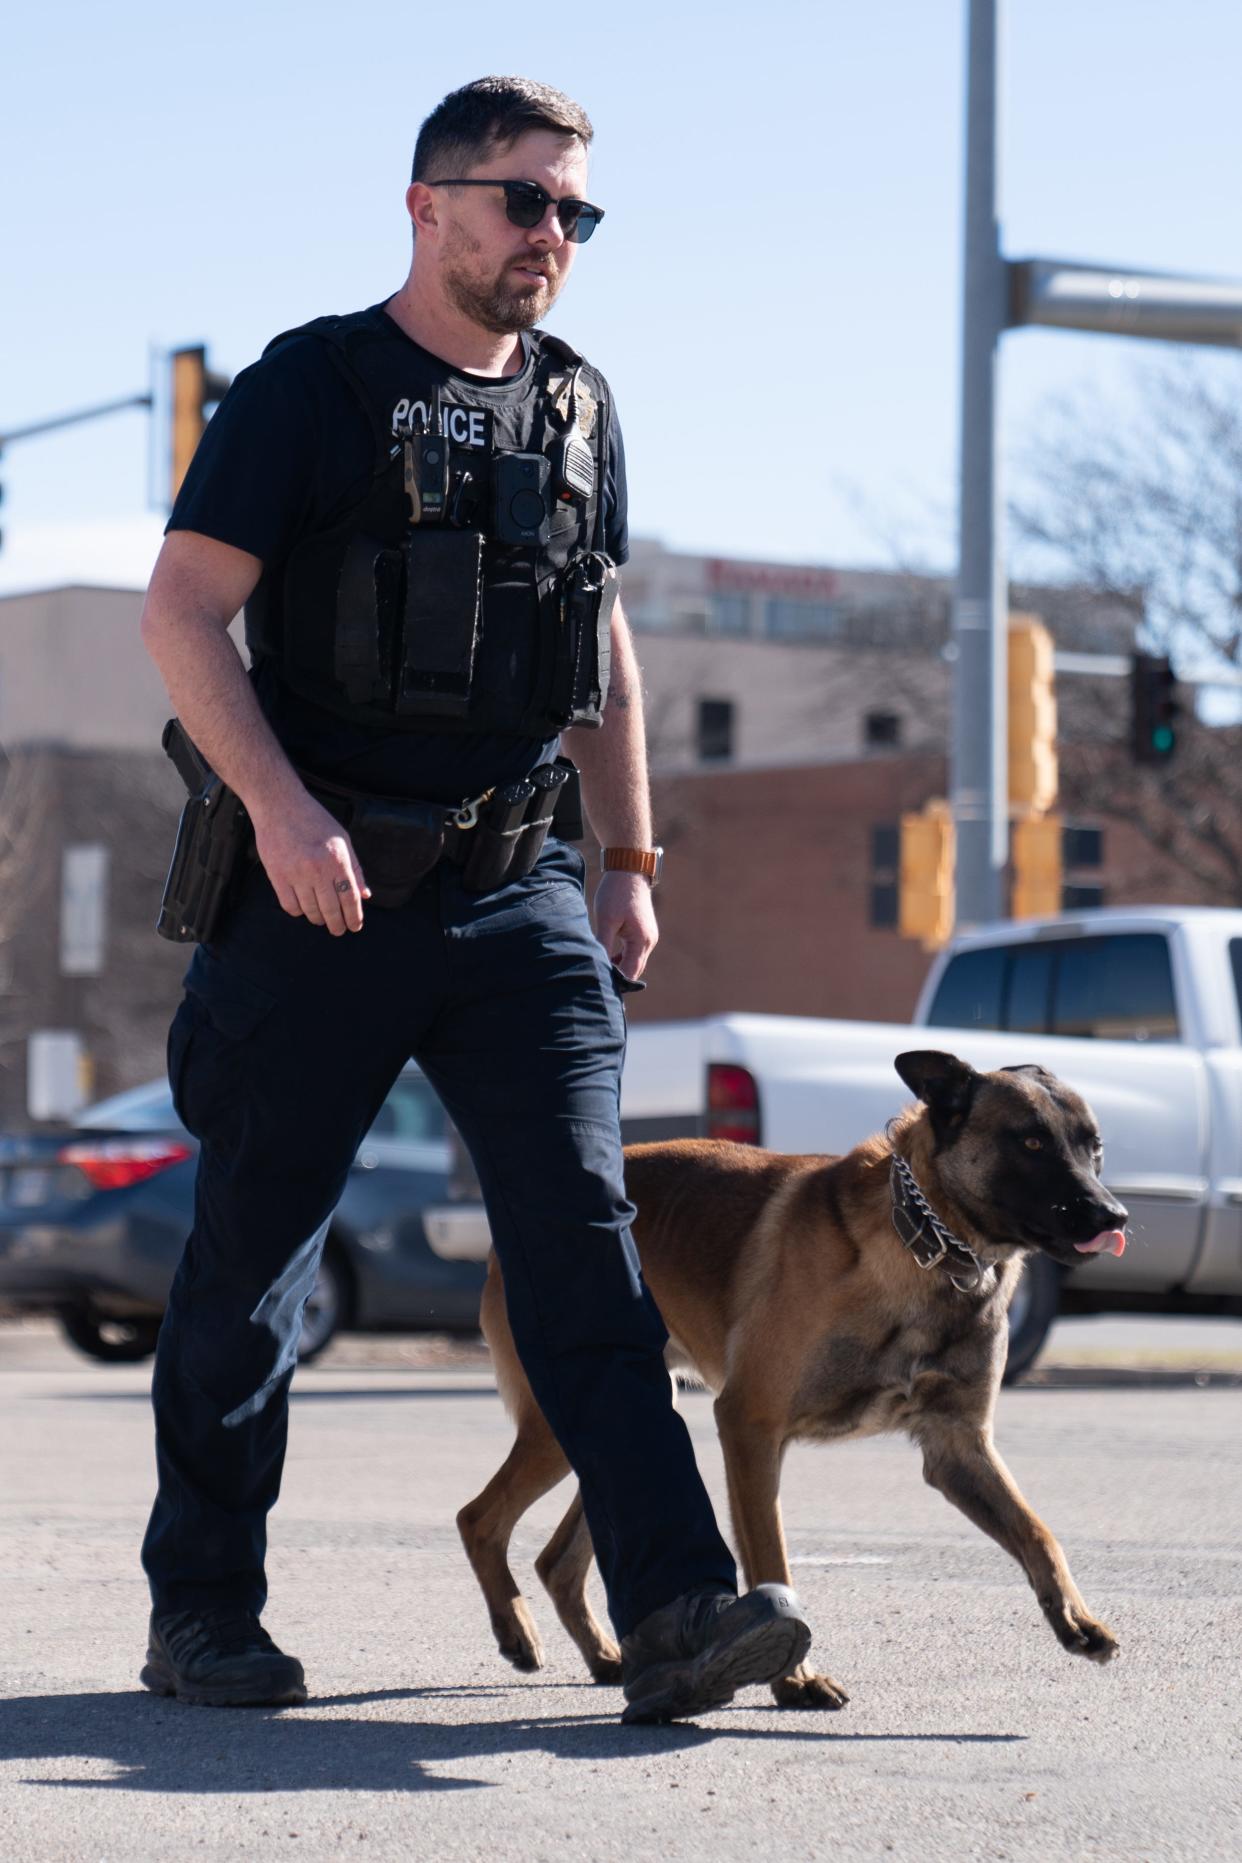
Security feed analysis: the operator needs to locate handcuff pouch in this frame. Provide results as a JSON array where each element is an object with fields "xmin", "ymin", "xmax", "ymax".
[{"xmin": 347, "ymin": 798, "xmax": 447, "ymax": 908}]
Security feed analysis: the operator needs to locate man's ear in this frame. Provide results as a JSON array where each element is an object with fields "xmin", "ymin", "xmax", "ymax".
[
  {"xmin": 894, "ymin": 1050, "xmax": 979, "ymax": 1126},
  {"xmin": 407, "ymin": 182, "xmax": 439, "ymax": 237}
]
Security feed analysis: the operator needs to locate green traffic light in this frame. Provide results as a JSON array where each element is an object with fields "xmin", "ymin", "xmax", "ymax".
[{"xmin": 1153, "ymin": 725, "xmax": 1175, "ymax": 753}]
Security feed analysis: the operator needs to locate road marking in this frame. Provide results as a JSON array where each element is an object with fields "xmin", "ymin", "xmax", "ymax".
[{"xmin": 790, "ymin": 1554, "xmax": 892, "ymax": 1566}]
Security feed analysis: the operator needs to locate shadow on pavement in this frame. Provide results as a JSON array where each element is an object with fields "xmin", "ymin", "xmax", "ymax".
[
  {"xmin": 56, "ymin": 1385, "xmax": 501, "ymax": 1405},
  {"xmin": 1, "ymin": 1688, "xmax": 1024, "ymax": 1793}
]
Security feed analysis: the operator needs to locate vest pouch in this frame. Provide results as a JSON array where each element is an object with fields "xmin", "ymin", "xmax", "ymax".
[
  {"xmin": 335, "ymin": 535, "xmax": 401, "ymax": 707},
  {"xmin": 560, "ymin": 552, "xmax": 618, "ymax": 727},
  {"xmin": 397, "ymin": 529, "xmax": 484, "ymax": 719}
]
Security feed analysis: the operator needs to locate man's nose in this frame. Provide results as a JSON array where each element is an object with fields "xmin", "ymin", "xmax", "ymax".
[{"xmin": 526, "ymin": 205, "xmax": 567, "ymax": 251}]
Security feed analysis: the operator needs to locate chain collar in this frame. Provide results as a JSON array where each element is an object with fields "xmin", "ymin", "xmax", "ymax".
[{"xmin": 888, "ymin": 1145, "xmax": 995, "ymax": 1295}]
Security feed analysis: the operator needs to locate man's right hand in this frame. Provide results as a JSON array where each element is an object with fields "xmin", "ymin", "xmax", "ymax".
[{"xmin": 250, "ymin": 791, "xmax": 371, "ymax": 935}]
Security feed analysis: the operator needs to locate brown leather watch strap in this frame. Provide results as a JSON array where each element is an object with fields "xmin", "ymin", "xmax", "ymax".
[{"xmin": 601, "ymin": 846, "xmax": 663, "ymax": 884}]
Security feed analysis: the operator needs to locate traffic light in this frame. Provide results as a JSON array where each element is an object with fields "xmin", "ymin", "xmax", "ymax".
[
  {"xmin": 1130, "ymin": 652, "xmax": 1179, "ymax": 763},
  {"xmin": 900, "ymin": 801, "xmax": 955, "ymax": 948},
  {"xmin": 1012, "ymin": 813, "xmax": 1063, "ymax": 919},
  {"xmin": 170, "ymin": 346, "xmax": 230, "ymax": 504},
  {"xmin": 1008, "ymin": 615, "xmax": 1058, "ymax": 814}
]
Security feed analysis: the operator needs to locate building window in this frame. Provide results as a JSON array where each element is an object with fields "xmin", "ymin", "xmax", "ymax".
[
  {"xmin": 865, "ymin": 710, "xmax": 902, "ymax": 749},
  {"xmin": 1063, "ymin": 825, "xmax": 1103, "ymax": 868},
  {"xmin": 697, "ymin": 698, "xmax": 735, "ymax": 762},
  {"xmin": 708, "ymin": 593, "xmax": 752, "ymax": 636},
  {"xmin": 1062, "ymin": 882, "xmax": 1106, "ymax": 911},
  {"xmin": 870, "ymin": 823, "xmax": 899, "ymax": 928},
  {"xmin": 764, "ymin": 598, "xmax": 843, "ymax": 640}
]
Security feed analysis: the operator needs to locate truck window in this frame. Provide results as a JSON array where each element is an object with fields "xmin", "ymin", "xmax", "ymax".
[
  {"xmin": 367, "ymin": 1072, "xmax": 448, "ymax": 1141},
  {"xmin": 924, "ymin": 946, "xmax": 1006, "ymax": 1029},
  {"xmin": 1005, "ymin": 946, "xmax": 1055, "ymax": 1034},
  {"xmin": 1051, "ymin": 934, "xmax": 1179, "ymax": 1041},
  {"xmin": 1230, "ymin": 940, "xmax": 1242, "ymax": 1037}
]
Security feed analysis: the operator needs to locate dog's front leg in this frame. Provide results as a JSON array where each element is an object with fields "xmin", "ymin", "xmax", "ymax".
[
  {"xmin": 714, "ymin": 1392, "xmax": 849, "ymax": 1710},
  {"xmin": 918, "ymin": 1422, "xmax": 1118, "ymax": 1663}
]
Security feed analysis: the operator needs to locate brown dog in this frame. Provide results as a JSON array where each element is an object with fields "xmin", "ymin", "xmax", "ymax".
[{"xmin": 458, "ymin": 1050, "xmax": 1127, "ymax": 1708}]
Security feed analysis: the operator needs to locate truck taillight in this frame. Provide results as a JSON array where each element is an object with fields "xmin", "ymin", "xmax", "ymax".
[
  {"xmin": 706, "ymin": 1064, "xmax": 761, "ymax": 1144},
  {"xmin": 58, "ymin": 1139, "xmax": 193, "ymax": 1192}
]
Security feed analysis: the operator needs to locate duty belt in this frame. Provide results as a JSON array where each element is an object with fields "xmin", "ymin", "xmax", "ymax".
[{"xmin": 299, "ymin": 760, "xmax": 579, "ymax": 907}]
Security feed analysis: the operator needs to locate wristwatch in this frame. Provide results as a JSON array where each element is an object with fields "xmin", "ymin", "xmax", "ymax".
[{"xmin": 600, "ymin": 846, "xmax": 663, "ymax": 886}]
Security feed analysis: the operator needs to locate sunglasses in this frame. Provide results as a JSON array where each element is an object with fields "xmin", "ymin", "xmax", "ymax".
[{"xmin": 428, "ymin": 178, "xmax": 605, "ymax": 245}]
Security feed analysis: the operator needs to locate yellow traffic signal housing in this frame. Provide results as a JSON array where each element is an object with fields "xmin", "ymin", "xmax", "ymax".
[
  {"xmin": 1008, "ymin": 615, "xmax": 1058, "ymax": 815},
  {"xmin": 1012, "ymin": 813, "xmax": 1063, "ymax": 919},
  {"xmin": 899, "ymin": 801, "xmax": 955, "ymax": 948},
  {"xmin": 170, "ymin": 346, "xmax": 230, "ymax": 504}
]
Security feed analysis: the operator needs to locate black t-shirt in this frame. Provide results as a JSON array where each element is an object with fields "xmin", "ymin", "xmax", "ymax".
[{"xmin": 167, "ymin": 303, "xmax": 629, "ymax": 802}]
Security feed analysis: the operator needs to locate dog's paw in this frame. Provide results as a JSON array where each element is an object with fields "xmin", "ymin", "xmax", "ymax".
[
  {"xmin": 589, "ymin": 1649, "xmax": 623, "ymax": 1686},
  {"xmin": 494, "ymin": 1599, "xmax": 545, "ymax": 1673},
  {"xmin": 1050, "ymin": 1603, "xmax": 1119, "ymax": 1665},
  {"xmin": 771, "ymin": 1663, "xmax": 850, "ymax": 1710}
]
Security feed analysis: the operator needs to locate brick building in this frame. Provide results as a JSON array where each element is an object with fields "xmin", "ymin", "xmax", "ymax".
[{"xmin": 0, "ymin": 553, "xmax": 1206, "ymax": 1124}]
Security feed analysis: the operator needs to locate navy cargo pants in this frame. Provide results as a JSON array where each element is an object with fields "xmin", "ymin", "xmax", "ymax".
[{"xmin": 141, "ymin": 837, "xmax": 736, "ymax": 1637}]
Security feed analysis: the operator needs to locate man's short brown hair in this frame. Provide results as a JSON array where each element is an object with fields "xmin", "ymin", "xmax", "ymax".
[{"xmin": 411, "ymin": 76, "xmax": 593, "ymax": 183}]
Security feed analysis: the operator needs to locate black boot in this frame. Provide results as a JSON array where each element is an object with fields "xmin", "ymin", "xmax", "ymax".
[
  {"xmin": 141, "ymin": 1608, "xmax": 308, "ymax": 1707},
  {"xmin": 620, "ymin": 1584, "xmax": 811, "ymax": 1724}
]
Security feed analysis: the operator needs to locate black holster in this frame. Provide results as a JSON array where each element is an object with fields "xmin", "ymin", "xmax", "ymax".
[{"xmin": 157, "ymin": 778, "xmax": 252, "ymax": 944}]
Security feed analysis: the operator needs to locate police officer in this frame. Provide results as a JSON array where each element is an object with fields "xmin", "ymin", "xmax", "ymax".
[{"xmin": 138, "ymin": 76, "xmax": 811, "ymax": 1724}]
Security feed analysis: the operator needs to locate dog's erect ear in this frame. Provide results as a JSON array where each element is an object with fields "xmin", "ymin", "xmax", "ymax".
[
  {"xmin": 894, "ymin": 1051, "xmax": 979, "ymax": 1123},
  {"xmin": 1001, "ymin": 1064, "xmax": 1057, "ymax": 1086}
]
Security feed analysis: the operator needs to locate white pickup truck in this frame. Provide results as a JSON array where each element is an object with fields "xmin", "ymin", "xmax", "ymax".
[{"xmin": 425, "ymin": 906, "xmax": 1242, "ymax": 1378}]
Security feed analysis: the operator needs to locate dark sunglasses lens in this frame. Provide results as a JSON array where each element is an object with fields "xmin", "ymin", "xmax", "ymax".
[
  {"xmin": 558, "ymin": 202, "xmax": 588, "ymax": 242},
  {"xmin": 502, "ymin": 183, "xmax": 548, "ymax": 229},
  {"xmin": 565, "ymin": 204, "xmax": 601, "ymax": 244}
]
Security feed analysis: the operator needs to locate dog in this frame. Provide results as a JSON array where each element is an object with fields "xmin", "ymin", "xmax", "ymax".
[{"xmin": 457, "ymin": 1049, "xmax": 1128, "ymax": 1708}]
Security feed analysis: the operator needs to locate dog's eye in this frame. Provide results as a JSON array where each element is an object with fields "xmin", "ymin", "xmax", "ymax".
[{"xmin": 1024, "ymin": 1137, "xmax": 1042, "ymax": 1152}]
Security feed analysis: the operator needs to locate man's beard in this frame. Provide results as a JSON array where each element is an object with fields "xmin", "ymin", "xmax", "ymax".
[{"xmin": 443, "ymin": 229, "xmax": 562, "ymax": 334}]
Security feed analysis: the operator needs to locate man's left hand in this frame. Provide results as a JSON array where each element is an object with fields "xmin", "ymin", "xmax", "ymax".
[{"xmin": 593, "ymin": 871, "xmax": 658, "ymax": 981}]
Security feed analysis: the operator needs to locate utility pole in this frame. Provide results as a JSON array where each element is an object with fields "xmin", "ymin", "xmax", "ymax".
[
  {"xmin": 953, "ymin": 0, "xmax": 1008, "ymax": 925},
  {"xmin": 952, "ymin": 0, "xmax": 1242, "ymax": 926}
]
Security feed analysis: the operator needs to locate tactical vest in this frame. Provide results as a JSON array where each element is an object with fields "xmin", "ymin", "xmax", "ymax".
[{"xmin": 243, "ymin": 308, "xmax": 617, "ymax": 738}]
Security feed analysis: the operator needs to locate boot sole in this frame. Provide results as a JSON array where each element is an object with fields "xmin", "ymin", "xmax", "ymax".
[
  {"xmin": 621, "ymin": 1586, "xmax": 812, "ymax": 1725},
  {"xmin": 140, "ymin": 1653, "xmax": 308, "ymax": 1708}
]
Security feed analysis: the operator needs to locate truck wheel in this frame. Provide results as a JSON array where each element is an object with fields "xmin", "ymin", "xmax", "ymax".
[
  {"xmin": 1002, "ymin": 1254, "xmax": 1061, "ymax": 1385},
  {"xmin": 296, "ymin": 1247, "xmax": 348, "ymax": 1364},
  {"xmin": 59, "ymin": 1307, "xmax": 162, "ymax": 1364}
]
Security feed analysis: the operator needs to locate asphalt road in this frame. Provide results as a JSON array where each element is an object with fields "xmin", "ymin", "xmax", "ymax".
[{"xmin": 2, "ymin": 1321, "xmax": 1240, "ymax": 1861}]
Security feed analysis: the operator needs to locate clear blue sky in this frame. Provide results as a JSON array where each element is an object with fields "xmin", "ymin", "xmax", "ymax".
[{"xmin": 3, "ymin": 0, "xmax": 1242, "ymax": 594}]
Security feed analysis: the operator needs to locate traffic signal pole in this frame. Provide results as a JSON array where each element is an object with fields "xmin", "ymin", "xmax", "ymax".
[
  {"xmin": 0, "ymin": 348, "xmax": 228, "ymax": 554},
  {"xmin": 953, "ymin": 0, "xmax": 1008, "ymax": 925},
  {"xmin": 953, "ymin": 0, "xmax": 1242, "ymax": 927}
]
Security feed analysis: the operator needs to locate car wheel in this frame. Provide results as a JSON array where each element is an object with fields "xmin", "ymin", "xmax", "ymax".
[
  {"xmin": 1002, "ymin": 1253, "xmax": 1062, "ymax": 1385},
  {"xmin": 297, "ymin": 1247, "xmax": 347, "ymax": 1364},
  {"xmin": 59, "ymin": 1306, "xmax": 163, "ymax": 1364}
]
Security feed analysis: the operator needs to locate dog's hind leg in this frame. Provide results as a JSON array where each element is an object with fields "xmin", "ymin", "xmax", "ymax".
[
  {"xmin": 918, "ymin": 1423, "xmax": 1118, "ymax": 1664},
  {"xmin": 457, "ymin": 1411, "xmax": 571, "ymax": 1675},
  {"xmin": 458, "ymin": 1254, "xmax": 571, "ymax": 1675},
  {"xmin": 714, "ymin": 1391, "xmax": 850, "ymax": 1711},
  {"xmin": 535, "ymin": 1492, "xmax": 622, "ymax": 1684}
]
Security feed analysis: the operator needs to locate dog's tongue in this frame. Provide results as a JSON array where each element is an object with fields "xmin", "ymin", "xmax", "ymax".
[{"xmin": 1074, "ymin": 1229, "xmax": 1127, "ymax": 1257}]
